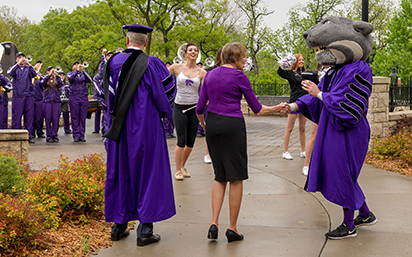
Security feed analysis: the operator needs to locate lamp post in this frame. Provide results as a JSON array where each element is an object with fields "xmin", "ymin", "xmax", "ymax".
[
  {"xmin": 362, "ymin": 0, "xmax": 369, "ymax": 22},
  {"xmin": 388, "ymin": 65, "xmax": 399, "ymax": 112}
]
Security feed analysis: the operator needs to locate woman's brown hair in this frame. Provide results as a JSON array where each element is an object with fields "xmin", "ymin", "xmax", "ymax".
[
  {"xmin": 290, "ymin": 53, "xmax": 306, "ymax": 71},
  {"xmin": 221, "ymin": 42, "xmax": 246, "ymax": 66}
]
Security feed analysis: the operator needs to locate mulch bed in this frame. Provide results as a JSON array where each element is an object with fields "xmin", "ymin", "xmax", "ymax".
[{"xmin": 365, "ymin": 152, "xmax": 412, "ymax": 177}]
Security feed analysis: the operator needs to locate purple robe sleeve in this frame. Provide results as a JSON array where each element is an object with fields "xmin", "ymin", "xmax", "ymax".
[{"xmin": 145, "ymin": 57, "xmax": 173, "ymax": 119}]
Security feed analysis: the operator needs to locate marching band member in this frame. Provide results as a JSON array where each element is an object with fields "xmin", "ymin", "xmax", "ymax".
[
  {"xmin": 40, "ymin": 66, "xmax": 63, "ymax": 143},
  {"xmin": 67, "ymin": 61, "xmax": 92, "ymax": 142},
  {"xmin": 2, "ymin": 87, "xmax": 9, "ymax": 129},
  {"xmin": 7, "ymin": 52, "xmax": 38, "ymax": 143},
  {"xmin": 0, "ymin": 73, "xmax": 12, "ymax": 128},
  {"xmin": 168, "ymin": 42, "xmax": 207, "ymax": 180},
  {"xmin": 58, "ymin": 71, "xmax": 72, "ymax": 134},
  {"xmin": 32, "ymin": 60, "xmax": 46, "ymax": 139}
]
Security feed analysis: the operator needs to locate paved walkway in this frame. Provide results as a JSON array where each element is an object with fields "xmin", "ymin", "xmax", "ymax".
[{"xmin": 28, "ymin": 115, "xmax": 412, "ymax": 257}]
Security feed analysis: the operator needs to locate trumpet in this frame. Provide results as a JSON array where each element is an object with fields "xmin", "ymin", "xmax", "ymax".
[
  {"xmin": 173, "ymin": 56, "xmax": 183, "ymax": 64},
  {"xmin": 0, "ymin": 66, "xmax": 2, "ymax": 74},
  {"xmin": 81, "ymin": 61, "xmax": 89, "ymax": 68},
  {"xmin": 26, "ymin": 55, "xmax": 33, "ymax": 62},
  {"xmin": 55, "ymin": 65, "xmax": 62, "ymax": 73}
]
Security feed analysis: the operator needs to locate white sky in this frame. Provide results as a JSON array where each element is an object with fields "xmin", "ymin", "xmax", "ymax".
[{"xmin": 4, "ymin": 0, "xmax": 301, "ymax": 32}]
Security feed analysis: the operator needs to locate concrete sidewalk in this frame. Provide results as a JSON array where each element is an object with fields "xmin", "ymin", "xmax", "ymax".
[{"xmin": 28, "ymin": 115, "xmax": 412, "ymax": 257}]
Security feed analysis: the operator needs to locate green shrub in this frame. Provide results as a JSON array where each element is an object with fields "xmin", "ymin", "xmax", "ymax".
[
  {"xmin": 25, "ymin": 154, "xmax": 106, "ymax": 228},
  {"xmin": 0, "ymin": 193, "xmax": 45, "ymax": 251},
  {"xmin": 0, "ymin": 154, "xmax": 26, "ymax": 196}
]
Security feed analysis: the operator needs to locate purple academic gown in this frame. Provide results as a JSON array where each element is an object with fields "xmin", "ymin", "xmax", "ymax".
[
  {"xmin": 162, "ymin": 74, "xmax": 175, "ymax": 136},
  {"xmin": 33, "ymin": 76, "xmax": 45, "ymax": 136},
  {"xmin": 296, "ymin": 61, "xmax": 372, "ymax": 211},
  {"xmin": 0, "ymin": 75, "xmax": 12, "ymax": 128},
  {"xmin": 97, "ymin": 56, "xmax": 108, "ymax": 134},
  {"xmin": 41, "ymin": 75, "xmax": 64, "ymax": 141},
  {"xmin": 105, "ymin": 50, "xmax": 176, "ymax": 224},
  {"xmin": 67, "ymin": 70, "xmax": 91, "ymax": 140},
  {"xmin": 7, "ymin": 63, "xmax": 37, "ymax": 139}
]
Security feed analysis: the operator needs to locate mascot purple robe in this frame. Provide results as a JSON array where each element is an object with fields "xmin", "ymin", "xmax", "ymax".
[{"xmin": 293, "ymin": 16, "xmax": 378, "ymax": 240}]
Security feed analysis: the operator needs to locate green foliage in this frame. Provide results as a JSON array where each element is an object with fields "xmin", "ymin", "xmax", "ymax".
[
  {"xmin": 25, "ymin": 154, "xmax": 106, "ymax": 228},
  {"xmin": 390, "ymin": 114, "xmax": 412, "ymax": 135},
  {"xmin": 0, "ymin": 154, "xmax": 25, "ymax": 196},
  {"xmin": 0, "ymin": 6, "xmax": 33, "ymax": 53},
  {"xmin": 0, "ymin": 193, "xmax": 45, "ymax": 251},
  {"xmin": 370, "ymin": 0, "xmax": 412, "ymax": 78}
]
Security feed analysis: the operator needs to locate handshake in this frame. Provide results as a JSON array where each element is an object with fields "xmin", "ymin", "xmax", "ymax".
[{"xmin": 272, "ymin": 102, "xmax": 294, "ymax": 116}]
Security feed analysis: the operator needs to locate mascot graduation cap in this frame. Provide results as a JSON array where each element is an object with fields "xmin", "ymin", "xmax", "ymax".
[{"xmin": 292, "ymin": 16, "xmax": 378, "ymax": 240}]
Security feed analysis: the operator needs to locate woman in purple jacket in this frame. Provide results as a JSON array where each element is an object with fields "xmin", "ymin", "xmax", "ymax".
[
  {"xmin": 196, "ymin": 42, "xmax": 286, "ymax": 243},
  {"xmin": 41, "ymin": 66, "xmax": 63, "ymax": 143}
]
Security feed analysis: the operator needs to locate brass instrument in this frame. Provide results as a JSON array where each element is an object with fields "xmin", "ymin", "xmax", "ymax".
[
  {"xmin": 26, "ymin": 55, "xmax": 33, "ymax": 63},
  {"xmin": 0, "ymin": 66, "xmax": 2, "ymax": 74},
  {"xmin": 81, "ymin": 61, "xmax": 89, "ymax": 69},
  {"xmin": 205, "ymin": 56, "xmax": 215, "ymax": 67},
  {"xmin": 173, "ymin": 43, "xmax": 202, "ymax": 64},
  {"xmin": 173, "ymin": 56, "xmax": 183, "ymax": 64},
  {"xmin": 32, "ymin": 62, "xmax": 43, "ymax": 85},
  {"xmin": 0, "ymin": 67, "xmax": 5, "ymax": 94},
  {"xmin": 55, "ymin": 65, "xmax": 62, "ymax": 73}
]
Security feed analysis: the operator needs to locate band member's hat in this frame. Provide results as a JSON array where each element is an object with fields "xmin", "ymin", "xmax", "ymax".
[
  {"xmin": 46, "ymin": 66, "xmax": 53, "ymax": 71},
  {"xmin": 106, "ymin": 51, "xmax": 114, "ymax": 57},
  {"xmin": 58, "ymin": 71, "xmax": 65, "ymax": 75},
  {"xmin": 35, "ymin": 60, "xmax": 43, "ymax": 64},
  {"xmin": 15, "ymin": 52, "xmax": 25, "ymax": 58},
  {"xmin": 72, "ymin": 61, "xmax": 80, "ymax": 67},
  {"xmin": 121, "ymin": 23, "xmax": 153, "ymax": 36}
]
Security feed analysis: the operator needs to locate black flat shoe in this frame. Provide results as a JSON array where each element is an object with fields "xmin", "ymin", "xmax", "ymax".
[
  {"xmin": 225, "ymin": 229, "xmax": 244, "ymax": 243},
  {"xmin": 37, "ymin": 134, "xmax": 46, "ymax": 138},
  {"xmin": 28, "ymin": 139, "xmax": 35, "ymax": 144},
  {"xmin": 137, "ymin": 234, "xmax": 161, "ymax": 246},
  {"xmin": 208, "ymin": 224, "xmax": 218, "ymax": 239},
  {"xmin": 111, "ymin": 229, "xmax": 130, "ymax": 241}
]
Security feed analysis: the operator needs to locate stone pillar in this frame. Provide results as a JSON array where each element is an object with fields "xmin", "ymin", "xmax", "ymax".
[
  {"xmin": 367, "ymin": 76, "xmax": 390, "ymax": 139},
  {"xmin": 0, "ymin": 129, "xmax": 29, "ymax": 160}
]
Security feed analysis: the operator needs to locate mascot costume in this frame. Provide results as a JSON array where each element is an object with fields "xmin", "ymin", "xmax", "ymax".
[{"xmin": 290, "ymin": 16, "xmax": 378, "ymax": 239}]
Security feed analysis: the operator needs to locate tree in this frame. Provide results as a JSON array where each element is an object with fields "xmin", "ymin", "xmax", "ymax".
[
  {"xmin": 26, "ymin": 3, "xmax": 127, "ymax": 76},
  {"xmin": 0, "ymin": 6, "xmax": 32, "ymax": 52},
  {"xmin": 235, "ymin": 0, "xmax": 274, "ymax": 75},
  {"xmin": 371, "ymin": 0, "xmax": 412, "ymax": 79},
  {"xmin": 105, "ymin": 0, "xmax": 195, "ymax": 56}
]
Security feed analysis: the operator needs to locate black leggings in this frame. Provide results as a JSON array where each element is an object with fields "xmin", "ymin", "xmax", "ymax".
[{"xmin": 173, "ymin": 103, "xmax": 199, "ymax": 148}]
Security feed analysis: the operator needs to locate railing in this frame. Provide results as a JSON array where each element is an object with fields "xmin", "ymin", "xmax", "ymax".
[
  {"xmin": 389, "ymin": 77, "xmax": 412, "ymax": 112},
  {"xmin": 251, "ymin": 81, "xmax": 290, "ymax": 96}
]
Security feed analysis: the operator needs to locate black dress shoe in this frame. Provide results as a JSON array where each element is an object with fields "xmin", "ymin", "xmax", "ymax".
[
  {"xmin": 225, "ymin": 229, "xmax": 244, "ymax": 243},
  {"xmin": 74, "ymin": 138, "xmax": 80, "ymax": 142},
  {"xmin": 92, "ymin": 131, "xmax": 100, "ymax": 134},
  {"xmin": 65, "ymin": 131, "xmax": 72, "ymax": 134},
  {"xmin": 79, "ymin": 138, "xmax": 86, "ymax": 142},
  {"xmin": 46, "ymin": 139, "xmax": 54, "ymax": 143},
  {"xmin": 53, "ymin": 138, "xmax": 59, "ymax": 143},
  {"xmin": 31, "ymin": 134, "xmax": 36, "ymax": 139},
  {"xmin": 28, "ymin": 139, "xmax": 35, "ymax": 144},
  {"xmin": 207, "ymin": 224, "xmax": 218, "ymax": 240},
  {"xmin": 137, "ymin": 234, "xmax": 161, "ymax": 246},
  {"xmin": 111, "ymin": 229, "xmax": 130, "ymax": 241},
  {"xmin": 37, "ymin": 134, "xmax": 46, "ymax": 138}
]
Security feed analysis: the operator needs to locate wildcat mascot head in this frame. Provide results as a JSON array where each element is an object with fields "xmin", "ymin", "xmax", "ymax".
[{"xmin": 303, "ymin": 16, "xmax": 373, "ymax": 66}]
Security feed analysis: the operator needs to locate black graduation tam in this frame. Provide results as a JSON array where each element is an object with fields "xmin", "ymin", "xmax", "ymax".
[
  {"xmin": 72, "ymin": 61, "xmax": 80, "ymax": 67},
  {"xmin": 15, "ymin": 52, "xmax": 25, "ymax": 58},
  {"xmin": 122, "ymin": 23, "xmax": 154, "ymax": 36}
]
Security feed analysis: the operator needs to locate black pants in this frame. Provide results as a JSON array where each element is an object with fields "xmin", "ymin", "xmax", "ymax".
[{"xmin": 173, "ymin": 103, "xmax": 199, "ymax": 148}]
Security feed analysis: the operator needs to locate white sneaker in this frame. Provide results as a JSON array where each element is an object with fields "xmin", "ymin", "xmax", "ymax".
[
  {"xmin": 204, "ymin": 154, "xmax": 212, "ymax": 164},
  {"xmin": 302, "ymin": 166, "xmax": 309, "ymax": 176},
  {"xmin": 282, "ymin": 151, "xmax": 293, "ymax": 160},
  {"xmin": 300, "ymin": 151, "xmax": 306, "ymax": 158}
]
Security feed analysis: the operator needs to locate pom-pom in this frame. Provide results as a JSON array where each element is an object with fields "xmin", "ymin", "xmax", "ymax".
[{"xmin": 278, "ymin": 54, "xmax": 296, "ymax": 70}]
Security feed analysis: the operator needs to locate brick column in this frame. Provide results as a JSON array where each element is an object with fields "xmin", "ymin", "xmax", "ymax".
[{"xmin": 367, "ymin": 76, "xmax": 390, "ymax": 139}]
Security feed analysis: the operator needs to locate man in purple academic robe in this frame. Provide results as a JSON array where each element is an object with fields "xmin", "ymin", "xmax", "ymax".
[
  {"xmin": 32, "ymin": 61, "xmax": 46, "ymax": 138},
  {"xmin": 7, "ymin": 52, "xmax": 38, "ymax": 143},
  {"xmin": 0, "ymin": 74, "xmax": 12, "ymax": 126},
  {"xmin": 102, "ymin": 23, "xmax": 176, "ymax": 247},
  {"xmin": 67, "ymin": 61, "xmax": 92, "ymax": 142}
]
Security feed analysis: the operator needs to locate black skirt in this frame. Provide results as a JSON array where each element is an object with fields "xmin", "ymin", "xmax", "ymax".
[{"xmin": 206, "ymin": 112, "xmax": 248, "ymax": 182}]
